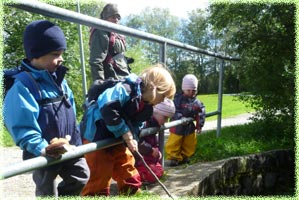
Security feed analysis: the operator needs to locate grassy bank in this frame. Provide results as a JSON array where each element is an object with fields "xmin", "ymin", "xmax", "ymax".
[{"xmin": 193, "ymin": 119, "xmax": 295, "ymax": 163}]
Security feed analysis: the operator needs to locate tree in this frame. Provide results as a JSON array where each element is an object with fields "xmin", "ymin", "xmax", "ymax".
[
  {"xmin": 125, "ymin": 7, "xmax": 181, "ymax": 65},
  {"xmin": 181, "ymin": 10, "xmax": 218, "ymax": 93},
  {"xmin": 125, "ymin": 7, "xmax": 215, "ymax": 92},
  {"xmin": 209, "ymin": 3, "xmax": 295, "ymax": 127}
]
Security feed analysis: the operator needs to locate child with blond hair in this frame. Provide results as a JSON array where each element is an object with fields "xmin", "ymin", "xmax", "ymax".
[{"xmin": 81, "ymin": 64, "xmax": 176, "ymax": 196}]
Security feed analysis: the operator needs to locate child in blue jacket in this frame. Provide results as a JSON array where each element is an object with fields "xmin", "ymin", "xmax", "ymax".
[
  {"xmin": 81, "ymin": 65, "xmax": 176, "ymax": 196},
  {"xmin": 3, "ymin": 20, "xmax": 90, "ymax": 196}
]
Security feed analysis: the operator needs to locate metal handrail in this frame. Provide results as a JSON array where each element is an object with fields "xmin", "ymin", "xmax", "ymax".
[
  {"xmin": 9, "ymin": 0, "xmax": 240, "ymax": 61},
  {"xmin": 0, "ymin": 118, "xmax": 193, "ymax": 179}
]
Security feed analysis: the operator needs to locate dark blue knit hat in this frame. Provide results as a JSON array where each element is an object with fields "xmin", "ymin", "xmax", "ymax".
[{"xmin": 23, "ymin": 20, "xmax": 66, "ymax": 59}]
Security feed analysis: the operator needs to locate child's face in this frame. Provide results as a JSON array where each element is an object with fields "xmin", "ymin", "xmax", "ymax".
[
  {"xmin": 153, "ymin": 112, "xmax": 168, "ymax": 125},
  {"xmin": 31, "ymin": 50, "xmax": 64, "ymax": 73},
  {"xmin": 183, "ymin": 89, "xmax": 197, "ymax": 98}
]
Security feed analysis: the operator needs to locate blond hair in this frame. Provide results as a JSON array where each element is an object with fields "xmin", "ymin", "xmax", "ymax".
[{"xmin": 140, "ymin": 64, "xmax": 176, "ymax": 103}]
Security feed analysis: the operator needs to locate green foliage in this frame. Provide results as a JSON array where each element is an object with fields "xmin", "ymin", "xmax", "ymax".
[
  {"xmin": 180, "ymin": 8, "xmax": 234, "ymax": 94},
  {"xmin": 223, "ymin": 67, "xmax": 242, "ymax": 93},
  {"xmin": 208, "ymin": 3, "xmax": 295, "ymax": 121},
  {"xmin": 0, "ymin": 128, "xmax": 14, "ymax": 147},
  {"xmin": 180, "ymin": 9, "xmax": 211, "ymax": 92},
  {"xmin": 124, "ymin": 41, "xmax": 151, "ymax": 75},
  {"xmin": 124, "ymin": 7, "xmax": 181, "ymax": 64},
  {"xmin": 183, "ymin": 9, "xmax": 210, "ymax": 49},
  {"xmin": 126, "ymin": 7, "xmax": 180, "ymax": 39},
  {"xmin": 3, "ymin": 6, "xmax": 40, "ymax": 67}
]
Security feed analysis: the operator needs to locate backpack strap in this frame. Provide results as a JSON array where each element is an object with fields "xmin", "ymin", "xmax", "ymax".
[
  {"xmin": 89, "ymin": 28, "xmax": 117, "ymax": 51},
  {"xmin": 14, "ymin": 71, "xmax": 42, "ymax": 101},
  {"xmin": 14, "ymin": 71, "xmax": 67, "ymax": 105},
  {"xmin": 103, "ymin": 32, "xmax": 116, "ymax": 66}
]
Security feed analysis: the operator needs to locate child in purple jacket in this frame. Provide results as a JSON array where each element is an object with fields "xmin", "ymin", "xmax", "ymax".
[{"xmin": 135, "ymin": 98, "xmax": 175, "ymax": 183}]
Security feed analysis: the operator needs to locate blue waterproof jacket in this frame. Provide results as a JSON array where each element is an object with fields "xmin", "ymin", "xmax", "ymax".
[
  {"xmin": 4, "ymin": 59, "xmax": 79, "ymax": 157},
  {"xmin": 83, "ymin": 73, "xmax": 153, "ymax": 142}
]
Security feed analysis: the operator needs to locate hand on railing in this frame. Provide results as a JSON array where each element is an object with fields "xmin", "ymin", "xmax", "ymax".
[
  {"xmin": 41, "ymin": 135, "xmax": 74, "ymax": 158},
  {"xmin": 122, "ymin": 132, "xmax": 138, "ymax": 152}
]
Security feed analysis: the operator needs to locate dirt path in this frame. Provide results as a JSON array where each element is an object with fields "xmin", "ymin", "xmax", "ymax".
[{"xmin": 0, "ymin": 146, "xmax": 35, "ymax": 199}]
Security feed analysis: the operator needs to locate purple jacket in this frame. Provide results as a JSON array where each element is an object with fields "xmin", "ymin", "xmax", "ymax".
[
  {"xmin": 135, "ymin": 117, "xmax": 161, "ymax": 166},
  {"xmin": 169, "ymin": 92, "xmax": 206, "ymax": 135}
]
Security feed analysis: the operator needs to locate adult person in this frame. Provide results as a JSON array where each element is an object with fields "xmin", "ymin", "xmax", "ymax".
[{"xmin": 89, "ymin": 3, "xmax": 132, "ymax": 82}]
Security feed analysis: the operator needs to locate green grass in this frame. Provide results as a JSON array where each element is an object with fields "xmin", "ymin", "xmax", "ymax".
[
  {"xmin": 192, "ymin": 119, "xmax": 294, "ymax": 163},
  {"xmin": 198, "ymin": 94, "xmax": 255, "ymax": 120},
  {"xmin": 0, "ymin": 128, "xmax": 14, "ymax": 147}
]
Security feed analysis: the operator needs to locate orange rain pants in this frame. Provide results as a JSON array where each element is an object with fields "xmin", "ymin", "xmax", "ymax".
[{"xmin": 81, "ymin": 140, "xmax": 141, "ymax": 196}]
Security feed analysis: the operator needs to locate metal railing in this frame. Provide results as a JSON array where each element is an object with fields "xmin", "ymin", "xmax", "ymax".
[
  {"xmin": 9, "ymin": 1, "xmax": 240, "ymax": 60},
  {"xmin": 1, "ymin": 0, "xmax": 240, "ymax": 179},
  {"xmin": 1, "ymin": 118, "xmax": 194, "ymax": 179}
]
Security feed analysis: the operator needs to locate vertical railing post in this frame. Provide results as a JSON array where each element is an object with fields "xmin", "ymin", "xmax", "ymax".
[
  {"xmin": 158, "ymin": 42, "xmax": 167, "ymax": 167},
  {"xmin": 158, "ymin": 130, "xmax": 165, "ymax": 168},
  {"xmin": 159, "ymin": 42, "xmax": 167, "ymax": 64},
  {"xmin": 159, "ymin": 42, "xmax": 167, "ymax": 167},
  {"xmin": 76, "ymin": 1, "xmax": 87, "ymax": 97},
  {"xmin": 216, "ymin": 59, "xmax": 225, "ymax": 137}
]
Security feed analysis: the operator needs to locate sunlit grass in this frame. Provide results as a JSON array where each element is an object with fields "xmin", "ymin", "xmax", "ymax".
[{"xmin": 198, "ymin": 94, "xmax": 255, "ymax": 121}]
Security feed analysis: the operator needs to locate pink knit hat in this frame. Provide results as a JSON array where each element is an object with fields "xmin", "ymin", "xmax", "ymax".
[
  {"xmin": 182, "ymin": 74, "xmax": 198, "ymax": 91},
  {"xmin": 153, "ymin": 98, "xmax": 175, "ymax": 118}
]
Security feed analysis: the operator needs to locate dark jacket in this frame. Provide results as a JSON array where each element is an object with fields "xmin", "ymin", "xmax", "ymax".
[
  {"xmin": 169, "ymin": 92, "xmax": 206, "ymax": 136},
  {"xmin": 89, "ymin": 28, "xmax": 130, "ymax": 81},
  {"xmin": 136, "ymin": 117, "xmax": 161, "ymax": 165}
]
